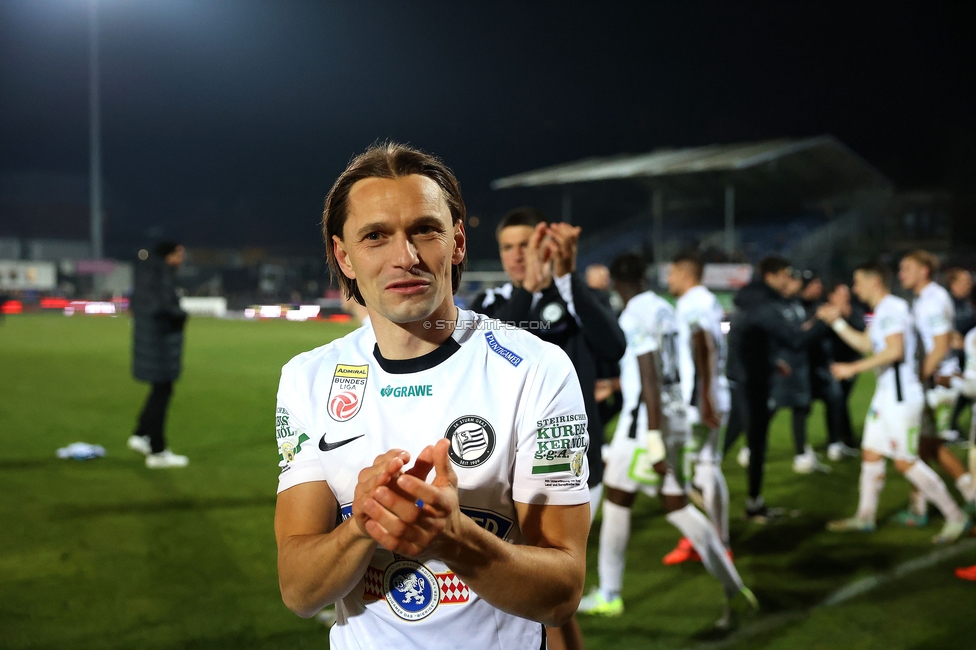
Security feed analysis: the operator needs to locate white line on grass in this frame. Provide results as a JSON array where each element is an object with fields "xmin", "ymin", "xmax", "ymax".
[{"xmin": 685, "ymin": 537, "xmax": 976, "ymax": 650}]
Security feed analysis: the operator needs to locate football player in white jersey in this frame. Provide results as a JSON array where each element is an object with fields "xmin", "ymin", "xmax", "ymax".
[
  {"xmin": 662, "ymin": 251, "xmax": 732, "ymax": 565},
  {"xmin": 941, "ymin": 327, "xmax": 976, "ymax": 580},
  {"xmin": 818, "ymin": 262, "xmax": 970, "ymax": 543},
  {"xmin": 896, "ymin": 250, "xmax": 976, "ymax": 524},
  {"xmin": 273, "ymin": 143, "xmax": 591, "ymax": 650},
  {"xmin": 578, "ymin": 253, "xmax": 756, "ymax": 629}
]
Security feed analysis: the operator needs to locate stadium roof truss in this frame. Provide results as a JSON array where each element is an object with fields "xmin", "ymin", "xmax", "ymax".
[{"xmin": 490, "ymin": 135, "xmax": 892, "ymax": 255}]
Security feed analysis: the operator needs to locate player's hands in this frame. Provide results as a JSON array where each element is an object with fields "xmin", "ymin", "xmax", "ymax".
[
  {"xmin": 351, "ymin": 449, "xmax": 411, "ymax": 539},
  {"xmin": 547, "ymin": 222, "xmax": 581, "ymax": 278},
  {"xmin": 830, "ymin": 362, "xmax": 856, "ymax": 381},
  {"xmin": 522, "ymin": 222, "xmax": 553, "ymax": 293},
  {"xmin": 817, "ymin": 303, "xmax": 841, "ymax": 324},
  {"xmin": 361, "ymin": 439, "xmax": 463, "ymax": 559},
  {"xmin": 775, "ymin": 359, "xmax": 792, "ymax": 377}
]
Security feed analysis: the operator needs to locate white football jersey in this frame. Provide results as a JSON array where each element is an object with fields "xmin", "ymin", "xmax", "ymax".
[
  {"xmin": 870, "ymin": 294, "xmax": 921, "ymax": 399},
  {"xmin": 675, "ymin": 284, "xmax": 731, "ymax": 420},
  {"xmin": 913, "ymin": 282, "xmax": 954, "ymax": 354},
  {"xmin": 615, "ymin": 291, "xmax": 685, "ymax": 438},
  {"xmin": 951, "ymin": 328, "xmax": 976, "ymax": 399},
  {"xmin": 275, "ymin": 308, "xmax": 589, "ymax": 650}
]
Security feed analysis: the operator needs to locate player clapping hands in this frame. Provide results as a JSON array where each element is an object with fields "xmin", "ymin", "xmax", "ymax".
[{"xmin": 356, "ymin": 440, "xmax": 462, "ymax": 560}]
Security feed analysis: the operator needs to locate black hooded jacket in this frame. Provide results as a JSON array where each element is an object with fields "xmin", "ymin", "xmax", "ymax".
[
  {"xmin": 727, "ymin": 279, "xmax": 830, "ymax": 397},
  {"xmin": 131, "ymin": 256, "xmax": 187, "ymax": 383}
]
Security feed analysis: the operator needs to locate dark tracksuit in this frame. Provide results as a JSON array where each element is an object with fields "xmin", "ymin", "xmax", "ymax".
[
  {"xmin": 802, "ymin": 299, "xmax": 857, "ymax": 450},
  {"xmin": 473, "ymin": 276, "xmax": 626, "ymax": 488},
  {"xmin": 770, "ymin": 298, "xmax": 813, "ymax": 456},
  {"xmin": 726, "ymin": 280, "xmax": 830, "ymax": 500}
]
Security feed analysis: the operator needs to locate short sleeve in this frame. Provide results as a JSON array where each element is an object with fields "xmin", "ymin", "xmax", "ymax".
[
  {"xmin": 620, "ymin": 307, "xmax": 658, "ymax": 357},
  {"xmin": 680, "ymin": 301, "xmax": 708, "ymax": 333},
  {"xmin": 275, "ymin": 368, "xmax": 326, "ymax": 494},
  {"xmin": 512, "ymin": 347, "xmax": 590, "ymax": 506},
  {"xmin": 966, "ymin": 331, "xmax": 976, "ymax": 378},
  {"xmin": 876, "ymin": 303, "xmax": 907, "ymax": 340},
  {"xmin": 921, "ymin": 299, "xmax": 953, "ymax": 338}
]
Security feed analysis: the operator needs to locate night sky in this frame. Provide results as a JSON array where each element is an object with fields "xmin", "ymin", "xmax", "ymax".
[{"xmin": 1, "ymin": 1, "xmax": 973, "ymax": 260}]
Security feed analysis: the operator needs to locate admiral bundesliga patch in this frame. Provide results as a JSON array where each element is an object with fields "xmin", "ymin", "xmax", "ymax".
[{"xmin": 328, "ymin": 364, "xmax": 368, "ymax": 422}]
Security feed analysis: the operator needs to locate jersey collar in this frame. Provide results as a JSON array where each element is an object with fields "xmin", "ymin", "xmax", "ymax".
[{"xmin": 373, "ymin": 337, "xmax": 461, "ymax": 374}]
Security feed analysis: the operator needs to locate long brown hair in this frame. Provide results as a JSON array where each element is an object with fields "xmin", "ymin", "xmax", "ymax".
[{"xmin": 323, "ymin": 142, "xmax": 467, "ymax": 305}]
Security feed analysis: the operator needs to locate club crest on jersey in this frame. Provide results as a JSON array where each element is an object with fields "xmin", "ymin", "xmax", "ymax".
[
  {"xmin": 328, "ymin": 364, "xmax": 368, "ymax": 422},
  {"xmin": 540, "ymin": 302, "xmax": 565, "ymax": 324},
  {"xmin": 444, "ymin": 415, "xmax": 496, "ymax": 468},
  {"xmin": 384, "ymin": 560, "xmax": 439, "ymax": 621}
]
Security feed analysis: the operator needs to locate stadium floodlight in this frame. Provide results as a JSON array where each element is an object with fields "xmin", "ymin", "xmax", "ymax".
[
  {"xmin": 88, "ymin": 0, "xmax": 103, "ymax": 260},
  {"xmin": 724, "ymin": 183, "xmax": 735, "ymax": 254}
]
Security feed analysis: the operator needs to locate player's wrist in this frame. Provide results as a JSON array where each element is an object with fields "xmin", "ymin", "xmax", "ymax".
[
  {"xmin": 831, "ymin": 319, "xmax": 850, "ymax": 334},
  {"xmin": 646, "ymin": 429, "xmax": 666, "ymax": 465},
  {"xmin": 438, "ymin": 514, "xmax": 487, "ymax": 573},
  {"xmin": 347, "ymin": 512, "xmax": 376, "ymax": 542}
]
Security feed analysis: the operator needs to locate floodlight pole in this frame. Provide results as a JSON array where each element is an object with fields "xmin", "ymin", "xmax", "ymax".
[
  {"xmin": 89, "ymin": 0, "xmax": 103, "ymax": 260},
  {"xmin": 651, "ymin": 188, "xmax": 664, "ymax": 263},
  {"xmin": 724, "ymin": 183, "xmax": 735, "ymax": 254}
]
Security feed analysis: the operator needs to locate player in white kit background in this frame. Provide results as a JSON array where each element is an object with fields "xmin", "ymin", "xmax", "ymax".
[
  {"xmin": 896, "ymin": 250, "xmax": 976, "ymax": 523},
  {"xmin": 273, "ymin": 143, "xmax": 591, "ymax": 650},
  {"xmin": 938, "ymin": 327, "xmax": 976, "ymax": 580},
  {"xmin": 663, "ymin": 251, "xmax": 733, "ymax": 565},
  {"xmin": 817, "ymin": 262, "xmax": 970, "ymax": 544},
  {"xmin": 577, "ymin": 253, "xmax": 755, "ymax": 629}
]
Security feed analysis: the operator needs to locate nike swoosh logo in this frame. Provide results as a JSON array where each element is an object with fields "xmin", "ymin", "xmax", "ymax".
[{"xmin": 319, "ymin": 434, "xmax": 364, "ymax": 452}]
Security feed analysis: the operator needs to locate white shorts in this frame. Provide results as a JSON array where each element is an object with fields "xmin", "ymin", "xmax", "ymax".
[
  {"xmin": 862, "ymin": 390, "xmax": 923, "ymax": 462},
  {"xmin": 605, "ymin": 419, "xmax": 688, "ymax": 495}
]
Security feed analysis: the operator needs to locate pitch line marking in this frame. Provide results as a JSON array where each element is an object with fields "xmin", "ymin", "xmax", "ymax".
[{"xmin": 686, "ymin": 537, "xmax": 976, "ymax": 650}]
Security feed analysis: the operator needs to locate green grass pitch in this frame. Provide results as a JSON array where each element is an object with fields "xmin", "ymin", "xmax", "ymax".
[{"xmin": 0, "ymin": 314, "xmax": 972, "ymax": 649}]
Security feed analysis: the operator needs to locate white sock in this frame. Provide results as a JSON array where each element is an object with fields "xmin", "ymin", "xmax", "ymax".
[
  {"xmin": 588, "ymin": 483, "xmax": 604, "ymax": 524},
  {"xmin": 666, "ymin": 504, "xmax": 744, "ymax": 598},
  {"xmin": 694, "ymin": 462, "xmax": 730, "ymax": 546},
  {"xmin": 904, "ymin": 462, "xmax": 965, "ymax": 523},
  {"xmin": 855, "ymin": 459, "xmax": 886, "ymax": 522},
  {"xmin": 956, "ymin": 473, "xmax": 976, "ymax": 503},
  {"xmin": 598, "ymin": 501, "xmax": 630, "ymax": 601},
  {"xmin": 909, "ymin": 490, "xmax": 928, "ymax": 517}
]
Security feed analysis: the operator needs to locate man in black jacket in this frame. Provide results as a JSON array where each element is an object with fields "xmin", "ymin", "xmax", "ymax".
[
  {"xmin": 801, "ymin": 276, "xmax": 860, "ymax": 463},
  {"xmin": 473, "ymin": 208, "xmax": 625, "ymax": 650},
  {"xmin": 727, "ymin": 256, "xmax": 831, "ymax": 521},
  {"xmin": 770, "ymin": 271, "xmax": 825, "ymax": 474},
  {"xmin": 126, "ymin": 242, "xmax": 190, "ymax": 468}
]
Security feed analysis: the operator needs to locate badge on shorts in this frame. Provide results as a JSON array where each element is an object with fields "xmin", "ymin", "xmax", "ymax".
[
  {"xmin": 444, "ymin": 415, "xmax": 496, "ymax": 468},
  {"xmin": 328, "ymin": 364, "xmax": 368, "ymax": 422}
]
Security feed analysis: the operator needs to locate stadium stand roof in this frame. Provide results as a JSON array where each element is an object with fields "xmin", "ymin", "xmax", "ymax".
[
  {"xmin": 490, "ymin": 135, "xmax": 891, "ymax": 199},
  {"xmin": 490, "ymin": 135, "xmax": 892, "ymax": 255}
]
